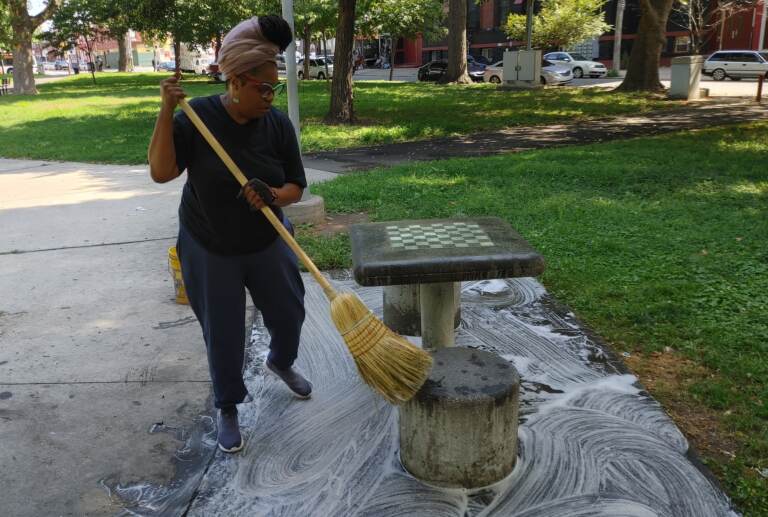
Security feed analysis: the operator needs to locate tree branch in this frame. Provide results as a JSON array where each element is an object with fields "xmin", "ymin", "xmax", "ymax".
[{"xmin": 31, "ymin": 0, "xmax": 62, "ymax": 28}]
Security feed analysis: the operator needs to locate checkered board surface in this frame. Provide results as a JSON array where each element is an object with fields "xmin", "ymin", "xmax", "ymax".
[{"xmin": 385, "ymin": 222, "xmax": 495, "ymax": 250}]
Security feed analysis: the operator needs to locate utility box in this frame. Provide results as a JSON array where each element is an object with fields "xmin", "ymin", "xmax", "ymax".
[
  {"xmin": 669, "ymin": 55, "xmax": 705, "ymax": 100},
  {"xmin": 502, "ymin": 50, "xmax": 542, "ymax": 87}
]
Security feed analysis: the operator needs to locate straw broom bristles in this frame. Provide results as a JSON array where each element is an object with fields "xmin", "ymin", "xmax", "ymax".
[
  {"xmin": 331, "ymin": 292, "xmax": 433, "ymax": 404},
  {"xmin": 179, "ymin": 99, "xmax": 433, "ymax": 404}
]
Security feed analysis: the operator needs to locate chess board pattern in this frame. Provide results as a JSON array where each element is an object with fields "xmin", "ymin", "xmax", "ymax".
[{"xmin": 386, "ymin": 222, "xmax": 495, "ymax": 250}]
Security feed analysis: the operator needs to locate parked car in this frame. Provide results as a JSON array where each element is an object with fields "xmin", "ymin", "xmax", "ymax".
[
  {"xmin": 417, "ymin": 60, "xmax": 447, "ymax": 81},
  {"xmin": 158, "ymin": 61, "xmax": 176, "ymax": 72},
  {"xmin": 543, "ymin": 52, "xmax": 606, "ymax": 78},
  {"xmin": 417, "ymin": 59, "xmax": 484, "ymax": 82},
  {"xmin": 483, "ymin": 59, "xmax": 572, "ymax": 85},
  {"xmin": 54, "ymin": 59, "xmax": 69, "ymax": 70},
  {"xmin": 297, "ymin": 57, "xmax": 333, "ymax": 79},
  {"xmin": 467, "ymin": 55, "xmax": 486, "ymax": 82},
  {"xmin": 276, "ymin": 54, "xmax": 287, "ymax": 71},
  {"xmin": 207, "ymin": 62, "xmax": 222, "ymax": 81},
  {"xmin": 540, "ymin": 60, "xmax": 573, "ymax": 85},
  {"xmin": 703, "ymin": 50, "xmax": 768, "ymax": 81}
]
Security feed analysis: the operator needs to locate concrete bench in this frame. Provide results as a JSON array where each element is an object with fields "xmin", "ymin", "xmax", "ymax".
[
  {"xmin": 349, "ymin": 217, "xmax": 542, "ymax": 487},
  {"xmin": 349, "ymin": 217, "xmax": 545, "ymax": 349}
]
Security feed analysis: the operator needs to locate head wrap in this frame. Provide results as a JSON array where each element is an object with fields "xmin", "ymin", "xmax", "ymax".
[{"xmin": 218, "ymin": 17, "xmax": 279, "ymax": 79}]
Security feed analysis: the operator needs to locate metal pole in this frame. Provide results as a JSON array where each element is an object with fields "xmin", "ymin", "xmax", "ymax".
[
  {"xmin": 612, "ymin": 0, "xmax": 625, "ymax": 74},
  {"xmin": 759, "ymin": 0, "xmax": 767, "ymax": 50},
  {"xmin": 526, "ymin": 0, "xmax": 535, "ymax": 50},
  {"xmin": 281, "ymin": 0, "xmax": 301, "ymax": 145}
]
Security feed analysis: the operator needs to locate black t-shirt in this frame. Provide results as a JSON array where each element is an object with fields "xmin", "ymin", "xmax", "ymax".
[{"xmin": 173, "ymin": 95, "xmax": 307, "ymax": 255}]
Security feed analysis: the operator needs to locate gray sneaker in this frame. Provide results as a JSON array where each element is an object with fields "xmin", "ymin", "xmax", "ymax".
[
  {"xmin": 266, "ymin": 359, "xmax": 312, "ymax": 399},
  {"xmin": 217, "ymin": 407, "xmax": 244, "ymax": 453}
]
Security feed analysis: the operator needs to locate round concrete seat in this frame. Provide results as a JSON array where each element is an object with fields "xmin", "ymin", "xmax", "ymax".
[{"xmin": 399, "ymin": 347, "xmax": 520, "ymax": 488}]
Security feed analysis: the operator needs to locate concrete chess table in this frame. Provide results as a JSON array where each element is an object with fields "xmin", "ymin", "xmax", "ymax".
[{"xmin": 350, "ymin": 217, "xmax": 545, "ymax": 348}]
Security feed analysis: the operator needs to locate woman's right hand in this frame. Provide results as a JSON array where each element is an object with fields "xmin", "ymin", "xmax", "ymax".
[{"xmin": 160, "ymin": 74, "xmax": 186, "ymax": 110}]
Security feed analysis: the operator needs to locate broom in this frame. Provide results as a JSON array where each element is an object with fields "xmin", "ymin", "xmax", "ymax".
[{"xmin": 178, "ymin": 99, "xmax": 432, "ymax": 404}]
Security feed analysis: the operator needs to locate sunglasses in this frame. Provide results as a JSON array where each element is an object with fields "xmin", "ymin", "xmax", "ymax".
[{"xmin": 240, "ymin": 75, "xmax": 286, "ymax": 99}]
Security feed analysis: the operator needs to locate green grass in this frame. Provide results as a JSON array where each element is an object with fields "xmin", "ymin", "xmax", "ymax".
[
  {"xmin": 0, "ymin": 72, "xmax": 677, "ymax": 164},
  {"xmin": 309, "ymin": 123, "xmax": 768, "ymax": 515}
]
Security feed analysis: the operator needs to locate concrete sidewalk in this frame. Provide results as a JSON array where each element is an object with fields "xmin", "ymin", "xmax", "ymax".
[{"xmin": 0, "ymin": 158, "xmax": 336, "ymax": 516}]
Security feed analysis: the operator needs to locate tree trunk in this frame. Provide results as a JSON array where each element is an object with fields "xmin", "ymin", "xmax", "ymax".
[
  {"xmin": 7, "ymin": 0, "xmax": 60, "ymax": 95},
  {"xmin": 215, "ymin": 32, "xmax": 222, "ymax": 61},
  {"xmin": 616, "ymin": 0, "xmax": 674, "ymax": 91},
  {"xmin": 443, "ymin": 0, "xmax": 471, "ymax": 83},
  {"xmin": 389, "ymin": 36, "xmax": 396, "ymax": 81},
  {"xmin": 326, "ymin": 0, "xmax": 356, "ymax": 123},
  {"xmin": 118, "ymin": 30, "xmax": 134, "ymax": 72},
  {"xmin": 84, "ymin": 36, "xmax": 97, "ymax": 85},
  {"xmin": 173, "ymin": 39, "xmax": 181, "ymax": 75},
  {"xmin": 11, "ymin": 31, "xmax": 37, "ymax": 94},
  {"xmin": 323, "ymin": 35, "xmax": 330, "ymax": 84},
  {"xmin": 302, "ymin": 25, "xmax": 311, "ymax": 79}
]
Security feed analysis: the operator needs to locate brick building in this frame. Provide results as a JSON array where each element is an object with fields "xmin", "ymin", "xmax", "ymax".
[{"xmin": 392, "ymin": 0, "xmax": 767, "ymax": 67}]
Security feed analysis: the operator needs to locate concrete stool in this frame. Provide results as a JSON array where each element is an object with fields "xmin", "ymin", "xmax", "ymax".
[
  {"xmin": 400, "ymin": 347, "xmax": 520, "ymax": 488},
  {"xmin": 382, "ymin": 283, "xmax": 461, "ymax": 336}
]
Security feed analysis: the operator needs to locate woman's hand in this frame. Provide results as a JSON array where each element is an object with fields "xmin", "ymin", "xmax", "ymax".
[
  {"xmin": 241, "ymin": 184, "xmax": 278, "ymax": 210},
  {"xmin": 160, "ymin": 74, "xmax": 186, "ymax": 111}
]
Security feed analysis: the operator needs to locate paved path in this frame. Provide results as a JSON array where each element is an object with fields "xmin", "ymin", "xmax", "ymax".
[
  {"xmin": 0, "ymin": 158, "xmax": 336, "ymax": 516},
  {"xmin": 304, "ymin": 101, "xmax": 768, "ymax": 172}
]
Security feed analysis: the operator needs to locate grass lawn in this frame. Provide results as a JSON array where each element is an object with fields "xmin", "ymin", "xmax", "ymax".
[
  {"xmin": 0, "ymin": 73, "xmax": 677, "ymax": 164},
  {"xmin": 305, "ymin": 122, "xmax": 768, "ymax": 514}
]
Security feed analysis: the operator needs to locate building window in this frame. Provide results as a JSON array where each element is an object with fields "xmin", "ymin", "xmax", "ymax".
[{"xmin": 674, "ymin": 36, "xmax": 691, "ymax": 53}]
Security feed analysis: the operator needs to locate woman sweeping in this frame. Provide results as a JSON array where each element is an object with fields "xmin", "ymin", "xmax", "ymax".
[{"xmin": 147, "ymin": 15, "xmax": 311, "ymax": 453}]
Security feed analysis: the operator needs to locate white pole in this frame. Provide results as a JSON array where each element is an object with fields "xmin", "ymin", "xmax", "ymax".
[
  {"xmin": 612, "ymin": 0, "xmax": 625, "ymax": 73},
  {"xmin": 281, "ymin": 0, "xmax": 301, "ymax": 145},
  {"xmin": 759, "ymin": 0, "xmax": 767, "ymax": 50}
]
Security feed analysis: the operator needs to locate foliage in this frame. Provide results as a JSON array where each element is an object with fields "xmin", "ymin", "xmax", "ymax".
[
  {"xmin": 0, "ymin": 73, "xmax": 674, "ymax": 162},
  {"xmin": 358, "ymin": 0, "xmax": 445, "ymax": 41},
  {"xmin": 0, "ymin": 3, "xmax": 12, "ymax": 50},
  {"xmin": 505, "ymin": 0, "xmax": 611, "ymax": 49}
]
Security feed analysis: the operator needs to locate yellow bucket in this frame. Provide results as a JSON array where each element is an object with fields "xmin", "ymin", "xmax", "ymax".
[{"xmin": 168, "ymin": 246, "xmax": 189, "ymax": 305}]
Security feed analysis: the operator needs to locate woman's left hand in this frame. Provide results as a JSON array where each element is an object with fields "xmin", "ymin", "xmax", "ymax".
[{"xmin": 239, "ymin": 178, "xmax": 278, "ymax": 210}]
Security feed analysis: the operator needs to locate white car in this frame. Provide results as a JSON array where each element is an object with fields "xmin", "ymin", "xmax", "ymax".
[
  {"xmin": 543, "ymin": 52, "xmax": 606, "ymax": 78},
  {"xmin": 703, "ymin": 50, "xmax": 768, "ymax": 81},
  {"xmin": 297, "ymin": 57, "xmax": 333, "ymax": 80},
  {"xmin": 482, "ymin": 60, "xmax": 572, "ymax": 85}
]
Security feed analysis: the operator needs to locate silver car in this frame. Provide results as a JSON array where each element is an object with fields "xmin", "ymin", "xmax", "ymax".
[
  {"xmin": 703, "ymin": 50, "xmax": 768, "ymax": 81},
  {"xmin": 482, "ymin": 60, "xmax": 572, "ymax": 85}
]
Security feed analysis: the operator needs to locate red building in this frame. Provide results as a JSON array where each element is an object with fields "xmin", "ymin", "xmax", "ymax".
[{"xmin": 397, "ymin": 0, "xmax": 767, "ymax": 67}]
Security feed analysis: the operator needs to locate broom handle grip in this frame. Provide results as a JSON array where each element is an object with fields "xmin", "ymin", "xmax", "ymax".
[{"xmin": 178, "ymin": 99, "xmax": 337, "ymax": 299}]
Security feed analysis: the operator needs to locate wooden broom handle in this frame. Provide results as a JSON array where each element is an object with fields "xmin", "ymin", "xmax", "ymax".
[{"xmin": 178, "ymin": 99, "xmax": 337, "ymax": 299}]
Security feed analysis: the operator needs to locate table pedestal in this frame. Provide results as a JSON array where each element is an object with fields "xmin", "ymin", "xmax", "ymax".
[
  {"xmin": 400, "ymin": 347, "xmax": 520, "ymax": 488},
  {"xmin": 420, "ymin": 282, "xmax": 460, "ymax": 349}
]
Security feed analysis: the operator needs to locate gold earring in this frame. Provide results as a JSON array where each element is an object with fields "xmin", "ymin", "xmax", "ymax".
[{"xmin": 232, "ymin": 96, "xmax": 239, "ymax": 104}]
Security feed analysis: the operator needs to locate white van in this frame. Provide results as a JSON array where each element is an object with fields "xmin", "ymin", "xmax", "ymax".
[
  {"xmin": 703, "ymin": 50, "xmax": 768, "ymax": 81},
  {"xmin": 179, "ymin": 47, "xmax": 214, "ymax": 75}
]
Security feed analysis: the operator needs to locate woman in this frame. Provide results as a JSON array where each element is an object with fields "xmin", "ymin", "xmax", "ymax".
[{"xmin": 147, "ymin": 15, "xmax": 311, "ymax": 454}]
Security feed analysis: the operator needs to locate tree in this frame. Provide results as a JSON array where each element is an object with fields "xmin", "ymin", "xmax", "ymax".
[
  {"xmin": 326, "ymin": 0, "xmax": 355, "ymax": 122},
  {"xmin": 45, "ymin": 0, "xmax": 108, "ymax": 84},
  {"xmin": 359, "ymin": 0, "xmax": 444, "ymax": 80},
  {"xmin": 5, "ymin": 0, "xmax": 61, "ymax": 94},
  {"xmin": 0, "ymin": 3, "xmax": 11, "ymax": 54},
  {"xmin": 443, "ymin": 0, "xmax": 470, "ymax": 83},
  {"xmin": 504, "ymin": 0, "xmax": 611, "ymax": 49},
  {"xmin": 670, "ymin": 0, "xmax": 757, "ymax": 53},
  {"xmin": 616, "ymin": 0, "xmax": 674, "ymax": 91}
]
